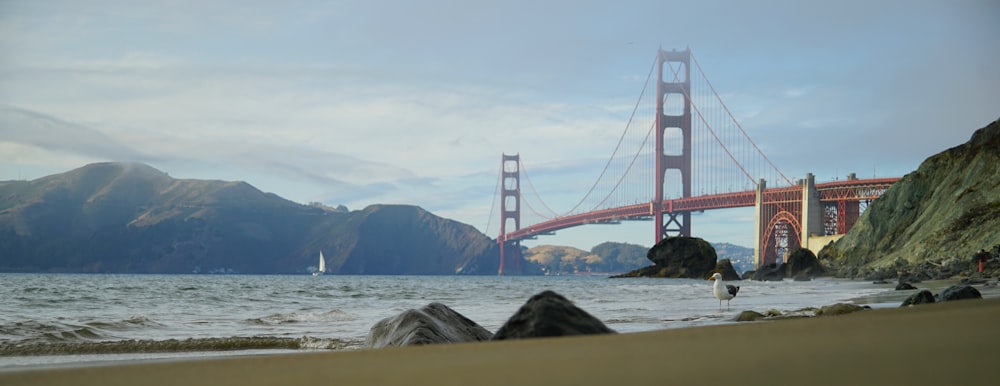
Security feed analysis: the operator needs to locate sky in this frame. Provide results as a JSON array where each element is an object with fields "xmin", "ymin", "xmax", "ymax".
[{"xmin": 1, "ymin": 0, "xmax": 998, "ymax": 251}]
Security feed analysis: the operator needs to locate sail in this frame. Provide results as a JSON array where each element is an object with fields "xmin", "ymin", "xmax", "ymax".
[{"xmin": 318, "ymin": 251, "xmax": 326, "ymax": 273}]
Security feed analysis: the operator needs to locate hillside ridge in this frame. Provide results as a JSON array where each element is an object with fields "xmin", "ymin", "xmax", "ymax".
[{"xmin": 0, "ymin": 162, "xmax": 505, "ymax": 274}]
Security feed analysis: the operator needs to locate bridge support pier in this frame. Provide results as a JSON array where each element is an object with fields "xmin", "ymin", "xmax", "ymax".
[
  {"xmin": 661, "ymin": 211, "xmax": 691, "ymax": 237},
  {"xmin": 755, "ymin": 172, "xmax": 856, "ymax": 268},
  {"xmin": 800, "ymin": 173, "xmax": 823, "ymax": 251},
  {"xmin": 753, "ymin": 179, "xmax": 765, "ymax": 270}
]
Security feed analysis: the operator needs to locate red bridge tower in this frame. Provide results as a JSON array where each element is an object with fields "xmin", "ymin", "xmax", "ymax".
[
  {"xmin": 654, "ymin": 48, "xmax": 693, "ymax": 242},
  {"xmin": 498, "ymin": 154, "xmax": 522, "ymax": 275}
]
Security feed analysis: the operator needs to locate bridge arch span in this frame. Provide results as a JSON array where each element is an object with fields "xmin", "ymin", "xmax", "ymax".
[{"xmin": 760, "ymin": 210, "xmax": 801, "ymax": 267}]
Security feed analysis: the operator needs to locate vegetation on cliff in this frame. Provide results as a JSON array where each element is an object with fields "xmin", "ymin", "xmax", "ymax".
[{"xmin": 819, "ymin": 118, "xmax": 1000, "ymax": 277}]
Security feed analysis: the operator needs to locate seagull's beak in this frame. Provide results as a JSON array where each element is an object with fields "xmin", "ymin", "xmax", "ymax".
[{"xmin": 708, "ymin": 276, "xmax": 715, "ymax": 281}]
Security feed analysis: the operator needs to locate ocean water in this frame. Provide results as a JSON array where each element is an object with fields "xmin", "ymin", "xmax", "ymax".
[{"xmin": 0, "ymin": 273, "xmax": 910, "ymax": 370}]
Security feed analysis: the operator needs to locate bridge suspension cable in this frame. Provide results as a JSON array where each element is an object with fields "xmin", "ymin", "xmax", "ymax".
[
  {"xmin": 586, "ymin": 119, "xmax": 655, "ymax": 212},
  {"xmin": 494, "ymin": 48, "xmax": 796, "ymax": 236},
  {"xmin": 690, "ymin": 52, "xmax": 792, "ymax": 186},
  {"xmin": 561, "ymin": 54, "xmax": 659, "ymax": 215},
  {"xmin": 517, "ymin": 159, "xmax": 561, "ymax": 218},
  {"xmin": 663, "ymin": 56, "xmax": 756, "ymax": 185},
  {"xmin": 482, "ymin": 160, "xmax": 503, "ymax": 237}
]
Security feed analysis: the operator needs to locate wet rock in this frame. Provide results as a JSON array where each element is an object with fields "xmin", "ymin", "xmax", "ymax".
[
  {"xmin": 785, "ymin": 248, "xmax": 825, "ymax": 279},
  {"xmin": 936, "ymin": 285, "xmax": 982, "ymax": 302},
  {"xmin": 751, "ymin": 263, "xmax": 785, "ymax": 281},
  {"xmin": 492, "ymin": 290, "xmax": 615, "ymax": 340},
  {"xmin": 365, "ymin": 302, "xmax": 492, "ymax": 348},
  {"xmin": 900, "ymin": 290, "xmax": 935, "ymax": 306},
  {"xmin": 898, "ymin": 270, "xmax": 925, "ymax": 284},
  {"xmin": 632, "ymin": 236, "xmax": 718, "ymax": 279},
  {"xmin": 895, "ymin": 282, "xmax": 917, "ymax": 290},
  {"xmin": 735, "ymin": 310, "xmax": 766, "ymax": 322},
  {"xmin": 959, "ymin": 277, "xmax": 988, "ymax": 285},
  {"xmin": 815, "ymin": 303, "xmax": 867, "ymax": 317},
  {"xmin": 711, "ymin": 258, "xmax": 742, "ymax": 281},
  {"xmin": 863, "ymin": 267, "xmax": 900, "ymax": 282}
]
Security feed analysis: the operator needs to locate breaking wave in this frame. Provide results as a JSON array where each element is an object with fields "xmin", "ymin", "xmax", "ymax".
[
  {"xmin": 247, "ymin": 309, "xmax": 357, "ymax": 325},
  {"xmin": 0, "ymin": 336, "xmax": 358, "ymax": 356},
  {"xmin": 0, "ymin": 316, "xmax": 165, "ymax": 344}
]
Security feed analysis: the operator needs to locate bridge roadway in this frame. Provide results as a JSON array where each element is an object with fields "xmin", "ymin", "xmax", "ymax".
[{"xmin": 500, "ymin": 177, "xmax": 900, "ymax": 243}]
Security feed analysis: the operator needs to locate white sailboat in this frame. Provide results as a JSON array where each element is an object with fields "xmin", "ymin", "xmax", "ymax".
[{"xmin": 312, "ymin": 251, "xmax": 326, "ymax": 276}]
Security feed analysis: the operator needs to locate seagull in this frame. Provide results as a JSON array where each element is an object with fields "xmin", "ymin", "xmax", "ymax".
[{"xmin": 710, "ymin": 272, "xmax": 740, "ymax": 310}]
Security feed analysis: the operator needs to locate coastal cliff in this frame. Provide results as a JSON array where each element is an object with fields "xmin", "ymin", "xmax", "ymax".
[{"xmin": 819, "ymin": 118, "xmax": 1000, "ymax": 276}]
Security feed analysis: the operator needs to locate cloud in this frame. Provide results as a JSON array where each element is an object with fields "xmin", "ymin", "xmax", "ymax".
[
  {"xmin": 1, "ymin": 0, "xmax": 998, "ymax": 249},
  {"xmin": 0, "ymin": 105, "xmax": 150, "ymax": 162}
]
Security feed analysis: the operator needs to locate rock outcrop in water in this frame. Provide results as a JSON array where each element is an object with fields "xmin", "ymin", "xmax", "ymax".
[
  {"xmin": 820, "ymin": 118, "xmax": 1000, "ymax": 278},
  {"xmin": 711, "ymin": 259, "xmax": 741, "ymax": 281},
  {"xmin": 613, "ymin": 236, "xmax": 718, "ymax": 279},
  {"xmin": 785, "ymin": 248, "xmax": 824, "ymax": 280}
]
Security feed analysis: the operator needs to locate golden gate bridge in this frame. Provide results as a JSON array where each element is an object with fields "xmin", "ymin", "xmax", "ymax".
[{"xmin": 488, "ymin": 48, "xmax": 898, "ymax": 275}]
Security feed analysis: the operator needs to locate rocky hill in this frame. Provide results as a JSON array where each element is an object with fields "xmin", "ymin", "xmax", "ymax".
[
  {"xmin": 523, "ymin": 242, "xmax": 648, "ymax": 275},
  {"xmin": 0, "ymin": 162, "xmax": 510, "ymax": 274},
  {"xmin": 819, "ymin": 118, "xmax": 1000, "ymax": 277},
  {"xmin": 712, "ymin": 242, "xmax": 754, "ymax": 274}
]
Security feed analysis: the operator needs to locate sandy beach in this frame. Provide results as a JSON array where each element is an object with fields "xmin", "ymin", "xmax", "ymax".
[{"xmin": 3, "ymin": 297, "xmax": 998, "ymax": 386}]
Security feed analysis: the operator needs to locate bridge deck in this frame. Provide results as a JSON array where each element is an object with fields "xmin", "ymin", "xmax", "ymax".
[{"xmin": 501, "ymin": 177, "xmax": 899, "ymax": 242}]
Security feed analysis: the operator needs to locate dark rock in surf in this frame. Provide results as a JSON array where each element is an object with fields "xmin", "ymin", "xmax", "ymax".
[
  {"xmin": 492, "ymin": 290, "xmax": 615, "ymax": 340},
  {"xmin": 752, "ymin": 263, "xmax": 785, "ymax": 281},
  {"xmin": 815, "ymin": 303, "xmax": 867, "ymax": 317},
  {"xmin": 785, "ymin": 248, "xmax": 824, "ymax": 279},
  {"xmin": 936, "ymin": 285, "xmax": 982, "ymax": 302},
  {"xmin": 959, "ymin": 277, "xmax": 988, "ymax": 285},
  {"xmin": 365, "ymin": 302, "xmax": 492, "ymax": 348},
  {"xmin": 900, "ymin": 290, "xmax": 935, "ymax": 306},
  {"xmin": 616, "ymin": 236, "xmax": 717, "ymax": 278},
  {"xmin": 735, "ymin": 310, "xmax": 766, "ymax": 322},
  {"xmin": 895, "ymin": 282, "xmax": 917, "ymax": 290},
  {"xmin": 711, "ymin": 259, "xmax": 742, "ymax": 281}
]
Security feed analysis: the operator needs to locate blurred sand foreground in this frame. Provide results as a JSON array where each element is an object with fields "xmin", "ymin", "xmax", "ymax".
[{"xmin": 3, "ymin": 298, "xmax": 998, "ymax": 386}]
